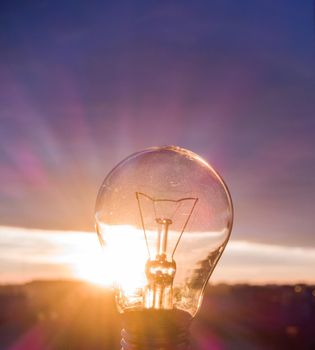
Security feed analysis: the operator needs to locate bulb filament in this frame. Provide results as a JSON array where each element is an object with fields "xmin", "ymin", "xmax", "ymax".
[
  {"xmin": 135, "ymin": 192, "xmax": 198, "ymax": 310},
  {"xmin": 145, "ymin": 217, "xmax": 176, "ymax": 309}
]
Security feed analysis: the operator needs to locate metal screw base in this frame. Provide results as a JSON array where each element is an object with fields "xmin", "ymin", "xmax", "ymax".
[{"xmin": 120, "ymin": 309, "xmax": 192, "ymax": 350}]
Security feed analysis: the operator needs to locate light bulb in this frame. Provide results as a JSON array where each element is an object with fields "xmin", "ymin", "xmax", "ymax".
[{"xmin": 95, "ymin": 146, "xmax": 233, "ymax": 349}]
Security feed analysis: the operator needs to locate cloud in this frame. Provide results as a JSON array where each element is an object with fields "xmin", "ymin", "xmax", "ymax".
[
  {"xmin": 213, "ymin": 240, "xmax": 315, "ymax": 284},
  {"xmin": 0, "ymin": 226, "xmax": 314, "ymax": 285}
]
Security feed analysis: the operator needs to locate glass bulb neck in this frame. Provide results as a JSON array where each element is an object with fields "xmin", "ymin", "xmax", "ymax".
[
  {"xmin": 144, "ymin": 257, "xmax": 176, "ymax": 309},
  {"xmin": 120, "ymin": 309, "xmax": 192, "ymax": 350}
]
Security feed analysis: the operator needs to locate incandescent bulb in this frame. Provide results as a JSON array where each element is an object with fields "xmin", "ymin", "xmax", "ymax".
[{"xmin": 95, "ymin": 146, "xmax": 233, "ymax": 349}]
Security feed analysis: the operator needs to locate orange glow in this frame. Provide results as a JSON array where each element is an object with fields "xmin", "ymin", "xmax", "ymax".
[
  {"xmin": 73, "ymin": 225, "xmax": 148, "ymax": 290},
  {"xmin": 73, "ymin": 247, "xmax": 109, "ymax": 287}
]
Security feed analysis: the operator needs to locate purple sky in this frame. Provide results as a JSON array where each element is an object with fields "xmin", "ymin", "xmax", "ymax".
[{"xmin": 0, "ymin": 0, "xmax": 314, "ymax": 248}]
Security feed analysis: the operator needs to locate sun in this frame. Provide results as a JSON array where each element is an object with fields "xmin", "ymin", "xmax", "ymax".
[
  {"xmin": 72, "ymin": 227, "xmax": 148, "ymax": 290},
  {"xmin": 73, "ymin": 248, "xmax": 111, "ymax": 287}
]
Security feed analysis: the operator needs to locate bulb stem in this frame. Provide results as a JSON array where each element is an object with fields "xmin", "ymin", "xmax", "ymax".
[
  {"xmin": 120, "ymin": 309, "xmax": 192, "ymax": 350},
  {"xmin": 156, "ymin": 218, "xmax": 172, "ymax": 256}
]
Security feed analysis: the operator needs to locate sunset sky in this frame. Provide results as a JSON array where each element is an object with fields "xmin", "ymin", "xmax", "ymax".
[{"xmin": 0, "ymin": 1, "xmax": 314, "ymax": 284}]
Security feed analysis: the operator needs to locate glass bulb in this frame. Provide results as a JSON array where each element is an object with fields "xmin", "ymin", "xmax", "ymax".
[{"xmin": 95, "ymin": 146, "xmax": 233, "ymax": 317}]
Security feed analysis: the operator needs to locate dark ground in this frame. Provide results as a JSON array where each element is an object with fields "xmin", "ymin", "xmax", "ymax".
[{"xmin": 0, "ymin": 281, "xmax": 314, "ymax": 350}]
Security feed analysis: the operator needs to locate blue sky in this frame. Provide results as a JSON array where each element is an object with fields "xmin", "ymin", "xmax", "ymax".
[{"xmin": 0, "ymin": 0, "xmax": 314, "ymax": 271}]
